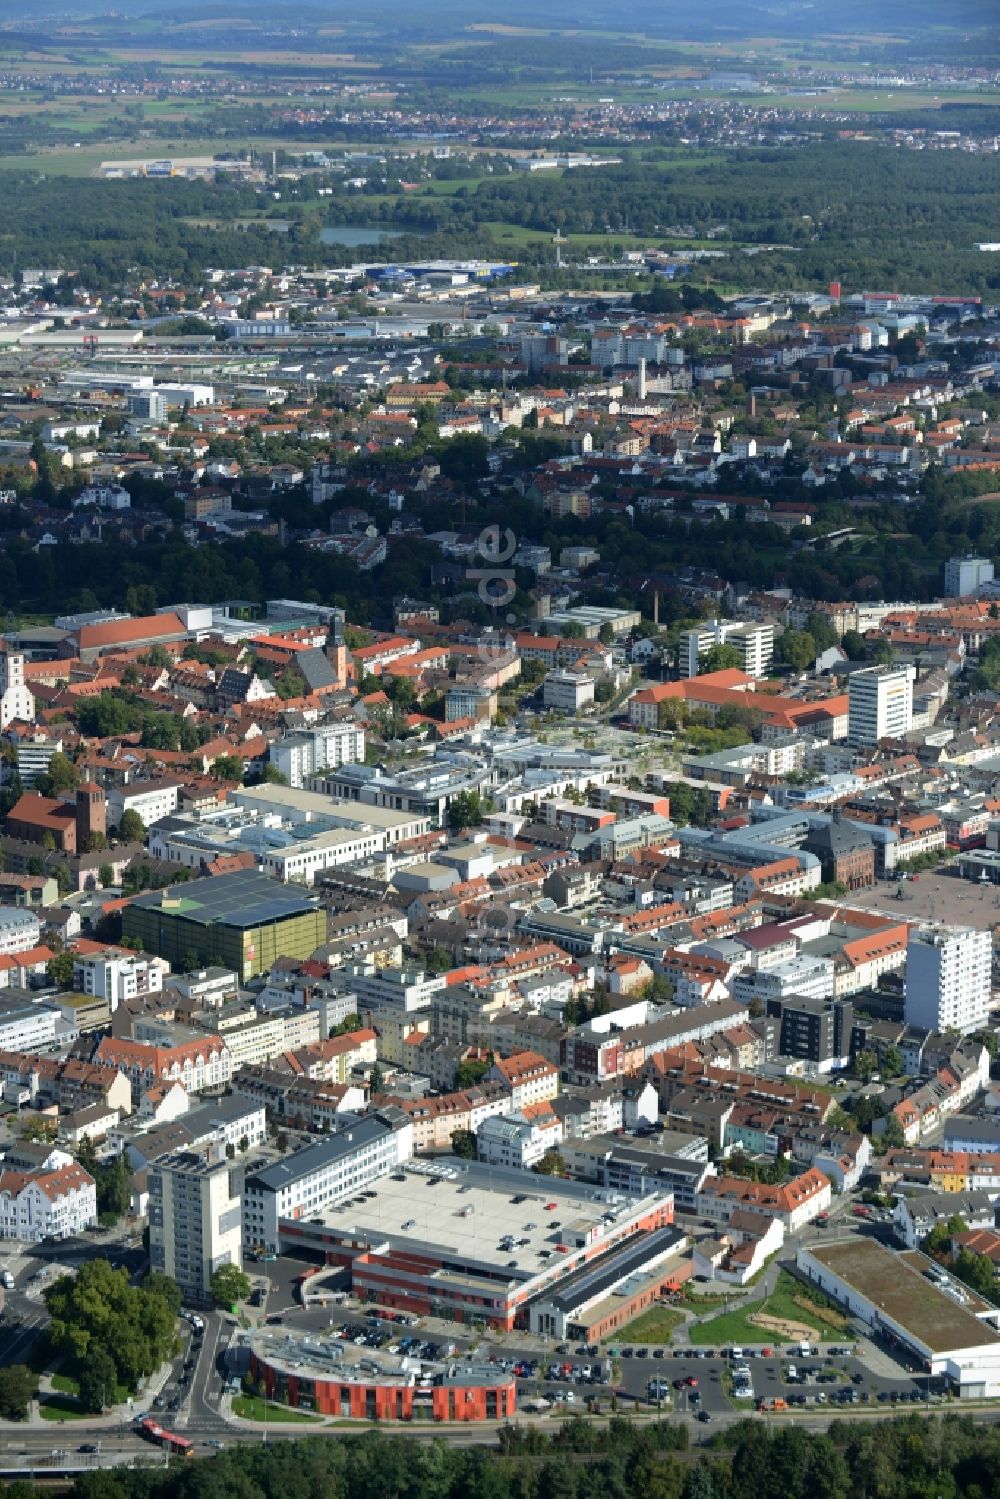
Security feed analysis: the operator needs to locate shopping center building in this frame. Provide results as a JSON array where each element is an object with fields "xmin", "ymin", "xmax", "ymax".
[{"xmin": 277, "ymin": 1157, "xmax": 684, "ymax": 1334}]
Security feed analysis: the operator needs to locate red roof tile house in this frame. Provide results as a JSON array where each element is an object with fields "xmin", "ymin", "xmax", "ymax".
[
  {"xmin": 697, "ymin": 1167, "xmax": 832, "ymax": 1232},
  {"xmin": 95, "ymin": 1035, "xmax": 232, "ymax": 1104},
  {"xmin": 488, "ymin": 1050, "xmax": 560, "ymax": 1109},
  {"xmin": 0, "ymin": 1160, "xmax": 97, "ymax": 1241}
]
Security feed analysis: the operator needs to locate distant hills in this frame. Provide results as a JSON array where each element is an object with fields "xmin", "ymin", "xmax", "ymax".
[{"xmin": 0, "ymin": 0, "xmax": 997, "ymax": 39}]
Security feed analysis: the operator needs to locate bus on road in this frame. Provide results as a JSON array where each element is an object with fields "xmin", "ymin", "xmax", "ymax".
[{"xmin": 137, "ymin": 1419, "xmax": 194, "ymax": 1458}]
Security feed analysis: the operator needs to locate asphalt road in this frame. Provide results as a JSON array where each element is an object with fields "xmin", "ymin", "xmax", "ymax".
[{"xmin": 0, "ymin": 1222, "xmax": 954, "ymax": 1473}]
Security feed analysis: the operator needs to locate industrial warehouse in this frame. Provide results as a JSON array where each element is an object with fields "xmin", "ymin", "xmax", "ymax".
[
  {"xmin": 277, "ymin": 1159, "xmax": 685, "ymax": 1336},
  {"xmin": 796, "ymin": 1240, "xmax": 1000, "ymax": 1397}
]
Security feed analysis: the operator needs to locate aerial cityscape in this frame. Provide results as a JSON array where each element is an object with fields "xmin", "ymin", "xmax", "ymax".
[{"xmin": 0, "ymin": 0, "xmax": 997, "ymax": 1493}]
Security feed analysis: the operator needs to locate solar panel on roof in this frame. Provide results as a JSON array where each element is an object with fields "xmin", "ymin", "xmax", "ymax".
[{"xmin": 133, "ymin": 869, "xmax": 318, "ymax": 926}]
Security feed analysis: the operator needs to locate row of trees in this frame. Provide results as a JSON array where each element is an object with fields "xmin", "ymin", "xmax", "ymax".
[{"xmin": 51, "ymin": 1412, "xmax": 1000, "ymax": 1499}]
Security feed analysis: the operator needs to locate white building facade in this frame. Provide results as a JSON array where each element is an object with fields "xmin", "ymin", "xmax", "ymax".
[
  {"xmin": 905, "ymin": 925, "xmax": 992, "ymax": 1035},
  {"xmin": 848, "ymin": 664, "xmax": 914, "ymax": 748}
]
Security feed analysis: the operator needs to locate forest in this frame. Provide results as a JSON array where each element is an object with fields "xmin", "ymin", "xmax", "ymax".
[
  {"xmin": 1, "ymin": 448, "xmax": 999, "ymax": 627},
  {"xmin": 1, "ymin": 139, "xmax": 998, "ymax": 296},
  {"xmin": 5, "ymin": 1412, "xmax": 996, "ymax": 1499}
]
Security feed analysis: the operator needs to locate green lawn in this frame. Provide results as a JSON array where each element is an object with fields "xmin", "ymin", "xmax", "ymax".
[
  {"xmin": 608, "ymin": 1305, "xmax": 685, "ymax": 1345},
  {"xmin": 51, "ymin": 1372, "xmax": 128, "ymax": 1404},
  {"xmin": 688, "ymin": 1271, "xmax": 843, "ymax": 1347},
  {"xmin": 39, "ymin": 1394, "xmax": 92, "ymax": 1421},
  {"xmin": 231, "ymin": 1395, "xmax": 320, "ymax": 1423}
]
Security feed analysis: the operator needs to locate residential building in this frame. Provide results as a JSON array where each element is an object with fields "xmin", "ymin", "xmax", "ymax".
[
  {"xmin": 488, "ymin": 1051, "xmax": 560, "ymax": 1109},
  {"xmin": 476, "ymin": 1110, "xmax": 564, "ymax": 1170},
  {"xmin": 0, "ymin": 909, "xmax": 40, "ymax": 956},
  {"xmin": 848, "ymin": 664, "xmax": 915, "ymax": 747},
  {"xmin": 148, "ymin": 1147, "xmax": 243, "ymax": 1304},
  {"xmin": 945, "ymin": 556, "xmax": 995, "ymax": 597},
  {"xmin": 95, "ymin": 1034, "xmax": 232, "ymax": 1104},
  {"xmin": 680, "ymin": 619, "xmax": 773, "ymax": 679},
  {"xmin": 905, "ymin": 926, "xmax": 991, "ymax": 1036},
  {"xmin": 0, "ymin": 1161, "xmax": 96, "ymax": 1241},
  {"xmin": 73, "ymin": 949, "xmax": 168, "ymax": 1012},
  {"xmin": 698, "ymin": 1168, "xmax": 831, "ymax": 1232},
  {"xmin": 270, "ymin": 723, "xmax": 366, "ymax": 789}
]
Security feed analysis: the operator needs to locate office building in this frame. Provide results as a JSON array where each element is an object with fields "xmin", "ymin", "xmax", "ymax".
[
  {"xmin": 944, "ymin": 556, "xmax": 995, "ymax": 598},
  {"xmin": 542, "ymin": 669, "xmax": 595, "ymax": 714},
  {"xmin": 242, "ymin": 1108, "xmax": 414, "ymax": 1256},
  {"xmin": 679, "ymin": 619, "xmax": 773, "ymax": 679},
  {"xmin": 764, "ymin": 995, "xmax": 855, "ymax": 1073},
  {"xmin": 847, "ymin": 664, "xmax": 914, "ymax": 748},
  {"xmin": 905, "ymin": 926, "xmax": 991, "ymax": 1036},
  {"xmin": 148, "ymin": 1147, "xmax": 243, "ymax": 1304}
]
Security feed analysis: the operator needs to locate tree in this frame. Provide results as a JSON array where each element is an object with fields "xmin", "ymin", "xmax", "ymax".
[
  {"xmin": 78, "ymin": 1345, "xmax": 118, "ymax": 1413},
  {"xmin": 370, "ymin": 1063, "xmax": 385, "ymax": 1095},
  {"xmin": 116, "ymin": 809, "xmax": 147, "ymax": 844},
  {"xmin": 447, "ymin": 789, "xmax": 488, "ymax": 831},
  {"xmin": 533, "ymin": 1149, "xmax": 567, "ymax": 1177},
  {"xmin": 698, "ymin": 642, "xmax": 742, "ymax": 674},
  {"xmin": 881, "ymin": 1045, "xmax": 904, "ymax": 1080},
  {"xmin": 0, "ymin": 1365, "xmax": 38, "ymax": 1421},
  {"xmin": 879, "ymin": 1112, "xmax": 906, "ymax": 1150},
  {"xmin": 954, "ymin": 1246, "xmax": 997, "ymax": 1302},
  {"xmin": 35, "ymin": 750, "xmax": 79, "ymax": 797},
  {"xmin": 454, "ymin": 1059, "xmax": 489, "ymax": 1090},
  {"xmin": 210, "ymin": 1263, "xmax": 252, "ymax": 1309},
  {"xmin": 47, "ymin": 950, "xmax": 75, "ymax": 987},
  {"xmin": 98, "ymin": 863, "xmax": 114, "ymax": 888},
  {"xmin": 841, "ymin": 630, "xmax": 868, "ymax": 660},
  {"xmin": 140, "ymin": 1273, "xmax": 182, "ymax": 1317},
  {"xmin": 854, "ymin": 1049, "xmax": 878, "ymax": 1083},
  {"xmin": 44, "ymin": 1259, "xmax": 178, "ymax": 1392},
  {"xmin": 451, "ymin": 1128, "xmax": 477, "ymax": 1159},
  {"xmin": 637, "ymin": 974, "xmax": 674, "ymax": 1004},
  {"xmin": 212, "ymin": 754, "xmax": 244, "ymax": 783},
  {"xmin": 777, "ymin": 629, "xmax": 817, "ymax": 674},
  {"xmin": 805, "ymin": 611, "xmax": 839, "ymax": 652}
]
